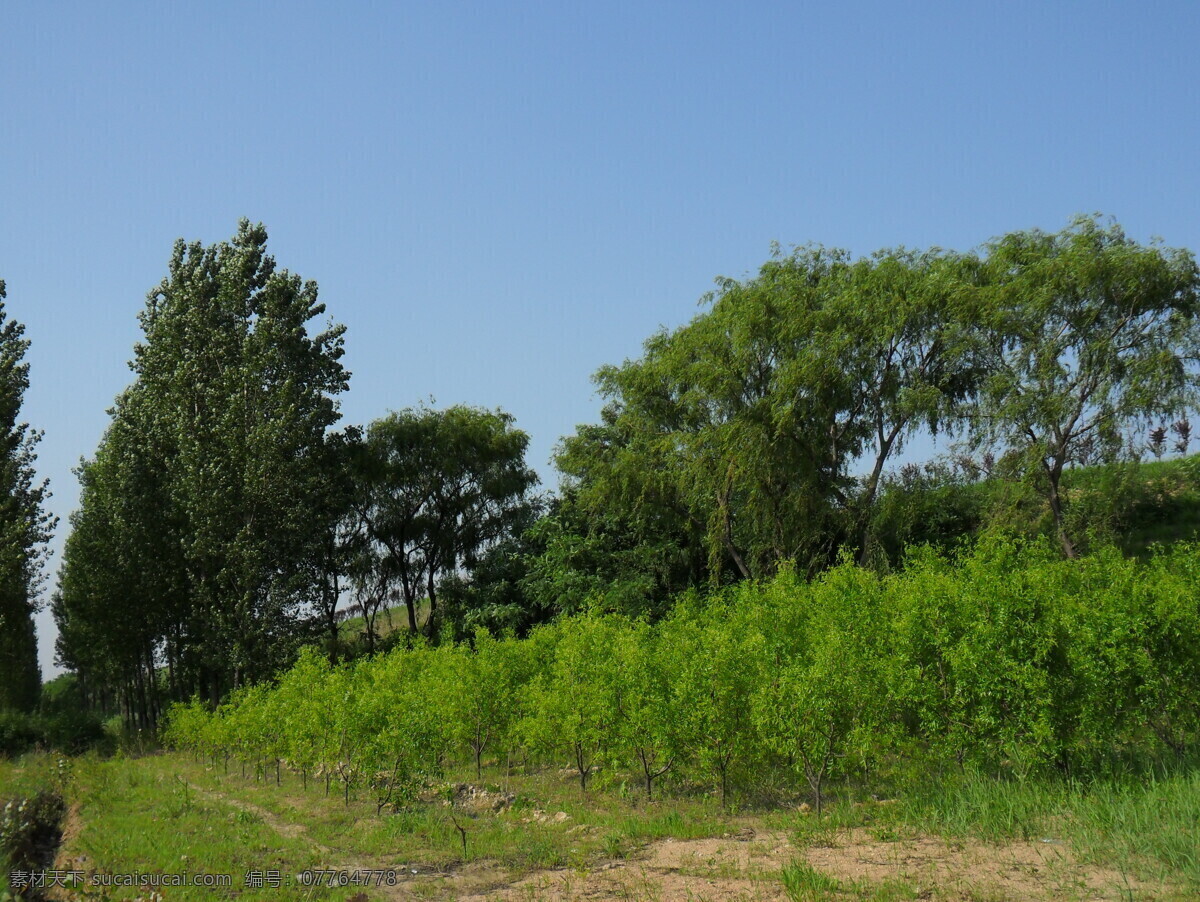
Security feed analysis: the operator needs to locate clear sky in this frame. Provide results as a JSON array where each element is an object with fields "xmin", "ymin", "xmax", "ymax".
[{"xmin": 3, "ymin": 1, "xmax": 1199, "ymax": 677}]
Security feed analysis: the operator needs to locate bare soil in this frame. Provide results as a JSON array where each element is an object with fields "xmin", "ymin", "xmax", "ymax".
[{"xmin": 446, "ymin": 826, "xmax": 1164, "ymax": 901}]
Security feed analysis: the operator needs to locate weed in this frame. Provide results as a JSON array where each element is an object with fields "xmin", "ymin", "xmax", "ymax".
[{"xmin": 781, "ymin": 860, "xmax": 842, "ymax": 900}]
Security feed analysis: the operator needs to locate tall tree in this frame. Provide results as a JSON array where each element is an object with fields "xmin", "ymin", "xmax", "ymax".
[
  {"xmin": 973, "ymin": 216, "xmax": 1200, "ymax": 557},
  {"xmin": 55, "ymin": 222, "xmax": 351, "ymax": 710},
  {"xmin": 557, "ymin": 245, "xmax": 980, "ymax": 586},
  {"xmin": 0, "ymin": 279, "xmax": 55, "ymax": 713},
  {"xmin": 353, "ymin": 405, "xmax": 539, "ymax": 639},
  {"xmin": 827, "ymin": 249, "xmax": 984, "ymax": 560},
  {"xmin": 568, "ymin": 247, "xmax": 855, "ymax": 583},
  {"xmin": 54, "ymin": 385, "xmax": 185, "ymax": 725},
  {"xmin": 137, "ymin": 221, "xmax": 351, "ymax": 691}
]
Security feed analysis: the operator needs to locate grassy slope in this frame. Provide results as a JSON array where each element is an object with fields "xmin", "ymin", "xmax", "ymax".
[{"xmin": 1102, "ymin": 455, "xmax": 1200, "ymax": 554}]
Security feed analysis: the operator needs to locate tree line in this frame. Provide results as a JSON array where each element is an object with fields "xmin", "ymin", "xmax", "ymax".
[
  {"xmin": 0, "ymin": 214, "xmax": 1197, "ymax": 726},
  {"xmin": 49, "ymin": 224, "xmax": 540, "ymax": 728}
]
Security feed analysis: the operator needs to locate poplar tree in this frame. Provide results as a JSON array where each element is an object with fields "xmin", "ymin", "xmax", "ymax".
[
  {"xmin": 0, "ymin": 279, "xmax": 55, "ymax": 712},
  {"xmin": 135, "ymin": 221, "xmax": 351, "ymax": 693},
  {"xmin": 55, "ymin": 222, "xmax": 351, "ymax": 709}
]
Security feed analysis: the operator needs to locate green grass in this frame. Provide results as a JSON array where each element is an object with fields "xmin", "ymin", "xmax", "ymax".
[
  {"xmin": 160, "ymin": 752, "xmax": 736, "ymax": 877},
  {"xmin": 3, "ymin": 752, "xmax": 368, "ymax": 900},
  {"xmin": 781, "ymin": 860, "xmax": 845, "ymax": 900},
  {"xmin": 8, "ymin": 747, "xmax": 1200, "ymax": 900}
]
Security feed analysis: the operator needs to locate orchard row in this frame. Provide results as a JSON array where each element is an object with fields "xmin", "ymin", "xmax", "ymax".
[{"xmin": 165, "ymin": 538, "xmax": 1200, "ymax": 812}]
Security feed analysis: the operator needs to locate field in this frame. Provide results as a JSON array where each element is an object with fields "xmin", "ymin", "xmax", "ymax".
[
  {"xmin": 10, "ymin": 529, "xmax": 1200, "ymax": 900},
  {"xmin": 3, "ymin": 748, "xmax": 1198, "ymax": 901}
]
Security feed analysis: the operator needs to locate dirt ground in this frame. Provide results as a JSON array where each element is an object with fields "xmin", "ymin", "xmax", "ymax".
[{"xmin": 444, "ymin": 826, "xmax": 1162, "ymax": 901}]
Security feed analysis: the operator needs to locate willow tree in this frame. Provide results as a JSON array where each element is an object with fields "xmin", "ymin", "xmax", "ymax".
[
  {"xmin": 0, "ymin": 280, "xmax": 54, "ymax": 712},
  {"xmin": 973, "ymin": 217, "xmax": 1200, "ymax": 558},
  {"xmin": 556, "ymin": 245, "xmax": 980, "ymax": 585}
]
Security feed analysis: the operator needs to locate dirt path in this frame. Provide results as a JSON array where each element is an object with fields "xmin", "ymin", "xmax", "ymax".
[
  {"xmin": 183, "ymin": 780, "xmax": 341, "ymax": 857},
  {"xmin": 181, "ymin": 780, "xmax": 422, "ymax": 901}
]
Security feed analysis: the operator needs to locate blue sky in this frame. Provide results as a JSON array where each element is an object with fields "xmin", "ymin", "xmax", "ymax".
[{"xmin": 3, "ymin": 1, "xmax": 1199, "ymax": 676}]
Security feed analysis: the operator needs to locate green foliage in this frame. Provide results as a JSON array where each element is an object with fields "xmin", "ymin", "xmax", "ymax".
[
  {"xmin": 0, "ymin": 789, "xmax": 64, "ymax": 875},
  {"xmin": 0, "ymin": 707, "xmax": 107, "ymax": 758},
  {"xmin": 0, "ymin": 279, "xmax": 54, "ymax": 714},
  {"xmin": 0, "ymin": 713, "xmax": 42, "ymax": 758},
  {"xmin": 436, "ymin": 503, "xmax": 546, "ymax": 640},
  {"xmin": 866, "ymin": 462, "xmax": 985, "ymax": 566},
  {"xmin": 781, "ymin": 860, "xmax": 843, "ymax": 901},
  {"xmin": 660, "ymin": 596, "xmax": 768, "ymax": 807},
  {"xmin": 521, "ymin": 616, "xmax": 627, "ymax": 791},
  {"xmin": 432, "ymin": 629, "xmax": 522, "ymax": 777},
  {"xmin": 164, "ymin": 540, "xmax": 1200, "ymax": 816},
  {"xmin": 754, "ymin": 563, "xmax": 889, "ymax": 814},
  {"xmin": 350, "ymin": 404, "xmax": 539, "ymax": 640},
  {"xmin": 608, "ymin": 620, "xmax": 677, "ymax": 800},
  {"xmin": 550, "ymin": 244, "xmax": 983, "ymax": 601},
  {"xmin": 54, "ymin": 221, "xmax": 352, "ymax": 719},
  {"xmin": 972, "ymin": 215, "xmax": 1200, "ymax": 557}
]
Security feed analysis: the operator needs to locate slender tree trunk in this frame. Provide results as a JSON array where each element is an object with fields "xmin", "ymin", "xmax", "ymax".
[
  {"xmin": 425, "ymin": 567, "xmax": 438, "ymax": 639},
  {"xmin": 402, "ymin": 577, "xmax": 418, "ymax": 634},
  {"xmin": 575, "ymin": 743, "xmax": 590, "ymax": 791},
  {"xmin": 858, "ymin": 426, "xmax": 901, "ymax": 564},
  {"xmin": 1044, "ymin": 460, "xmax": 1077, "ymax": 558}
]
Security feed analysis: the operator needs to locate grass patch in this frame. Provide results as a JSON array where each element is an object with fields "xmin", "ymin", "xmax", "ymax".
[
  {"xmin": 853, "ymin": 768, "xmax": 1200, "ymax": 893},
  {"xmin": 782, "ymin": 860, "xmax": 844, "ymax": 900},
  {"xmin": 153, "ymin": 751, "xmax": 739, "ymax": 881},
  {"xmin": 51, "ymin": 754, "xmax": 365, "ymax": 900}
]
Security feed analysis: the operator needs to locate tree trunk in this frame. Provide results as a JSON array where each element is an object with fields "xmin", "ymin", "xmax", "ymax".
[
  {"xmin": 1044, "ymin": 461, "xmax": 1077, "ymax": 558},
  {"xmin": 425, "ymin": 566, "xmax": 438, "ymax": 639},
  {"xmin": 857, "ymin": 427, "xmax": 900, "ymax": 564}
]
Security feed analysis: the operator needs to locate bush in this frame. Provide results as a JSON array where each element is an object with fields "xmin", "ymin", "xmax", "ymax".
[
  {"xmin": 0, "ymin": 789, "xmax": 65, "ymax": 873},
  {"xmin": 41, "ymin": 710, "xmax": 109, "ymax": 756},
  {"xmin": 0, "ymin": 712, "xmax": 42, "ymax": 758}
]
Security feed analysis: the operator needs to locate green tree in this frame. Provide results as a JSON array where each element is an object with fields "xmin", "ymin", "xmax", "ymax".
[
  {"xmin": 563, "ymin": 249, "xmax": 856, "ymax": 585},
  {"xmin": 0, "ymin": 279, "xmax": 55, "ymax": 713},
  {"xmin": 518, "ymin": 489, "xmax": 697, "ymax": 622},
  {"xmin": 555, "ymin": 246, "xmax": 982, "ymax": 594},
  {"xmin": 663, "ymin": 598, "xmax": 766, "ymax": 808},
  {"xmin": 54, "ymin": 383, "xmax": 188, "ymax": 727},
  {"xmin": 353, "ymin": 405, "xmax": 538, "ymax": 638},
  {"xmin": 610, "ymin": 620, "xmax": 677, "ymax": 799},
  {"xmin": 431, "ymin": 629, "xmax": 521, "ymax": 777},
  {"xmin": 753, "ymin": 564, "xmax": 887, "ymax": 815},
  {"xmin": 521, "ymin": 616, "xmax": 625, "ymax": 791},
  {"xmin": 973, "ymin": 216, "xmax": 1200, "ymax": 557},
  {"xmin": 137, "ymin": 221, "xmax": 351, "ymax": 691},
  {"xmin": 56, "ymin": 222, "xmax": 351, "ymax": 711},
  {"xmin": 827, "ymin": 250, "xmax": 984, "ymax": 560}
]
